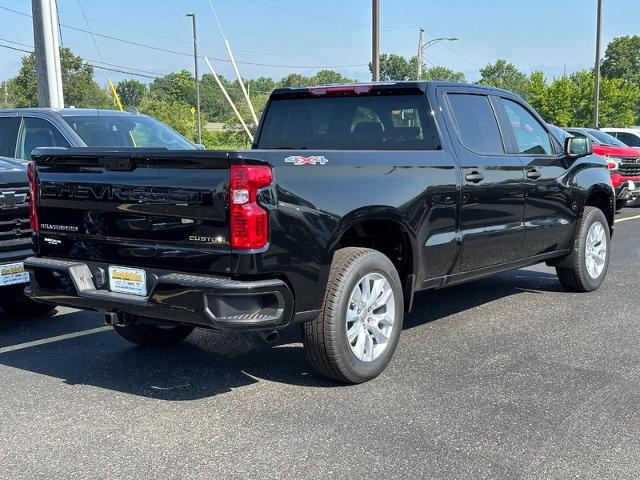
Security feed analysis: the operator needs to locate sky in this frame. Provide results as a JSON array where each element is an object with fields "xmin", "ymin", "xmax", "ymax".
[{"xmin": 1, "ymin": 0, "xmax": 639, "ymax": 86}]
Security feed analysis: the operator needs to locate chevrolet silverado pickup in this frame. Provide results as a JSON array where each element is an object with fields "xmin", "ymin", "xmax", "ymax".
[
  {"xmin": 25, "ymin": 82, "xmax": 615, "ymax": 383},
  {"xmin": 0, "ymin": 156, "xmax": 54, "ymax": 316}
]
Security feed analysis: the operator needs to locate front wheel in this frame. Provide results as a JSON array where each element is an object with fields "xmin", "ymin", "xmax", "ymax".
[
  {"xmin": 113, "ymin": 321, "xmax": 195, "ymax": 347},
  {"xmin": 303, "ymin": 247, "xmax": 404, "ymax": 384},
  {"xmin": 556, "ymin": 206, "xmax": 611, "ymax": 292}
]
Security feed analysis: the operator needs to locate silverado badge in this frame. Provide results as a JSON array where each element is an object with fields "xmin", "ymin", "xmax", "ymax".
[{"xmin": 284, "ymin": 156, "xmax": 329, "ymax": 166}]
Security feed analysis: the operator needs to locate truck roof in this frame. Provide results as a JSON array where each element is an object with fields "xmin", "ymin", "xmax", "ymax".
[{"xmin": 270, "ymin": 81, "xmax": 518, "ymax": 99}]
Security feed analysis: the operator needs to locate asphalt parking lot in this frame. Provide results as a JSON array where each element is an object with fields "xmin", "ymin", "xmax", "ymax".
[{"xmin": 1, "ymin": 209, "xmax": 639, "ymax": 480}]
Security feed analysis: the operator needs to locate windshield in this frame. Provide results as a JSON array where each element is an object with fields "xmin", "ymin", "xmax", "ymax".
[
  {"xmin": 587, "ymin": 129, "xmax": 627, "ymax": 147},
  {"xmin": 62, "ymin": 114, "xmax": 196, "ymax": 150}
]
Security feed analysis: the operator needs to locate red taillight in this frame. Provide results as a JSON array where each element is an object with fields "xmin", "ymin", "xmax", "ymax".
[
  {"xmin": 27, "ymin": 161, "xmax": 39, "ymax": 232},
  {"xmin": 308, "ymin": 84, "xmax": 374, "ymax": 96},
  {"xmin": 229, "ymin": 164, "xmax": 272, "ymax": 250}
]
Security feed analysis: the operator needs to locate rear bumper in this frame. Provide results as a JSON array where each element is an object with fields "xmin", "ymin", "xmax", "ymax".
[{"xmin": 24, "ymin": 257, "xmax": 296, "ymax": 331}]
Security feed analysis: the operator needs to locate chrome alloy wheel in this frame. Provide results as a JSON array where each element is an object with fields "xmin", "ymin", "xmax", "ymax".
[
  {"xmin": 585, "ymin": 221, "xmax": 607, "ymax": 279},
  {"xmin": 345, "ymin": 273, "xmax": 396, "ymax": 362}
]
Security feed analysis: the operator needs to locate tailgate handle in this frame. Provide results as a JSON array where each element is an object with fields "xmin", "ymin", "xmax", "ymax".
[{"xmin": 99, "ymin": 158, "xmax": 135, "ymax": 171}]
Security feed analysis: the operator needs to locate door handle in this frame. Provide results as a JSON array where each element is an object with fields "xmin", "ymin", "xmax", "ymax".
[
  {"xmin": 526, "ymin": 169, "xmax": 542, "ymax": 180},
  {"xmin": 465, "ymin": 172, "xmax": 484, "ymax": 183}
]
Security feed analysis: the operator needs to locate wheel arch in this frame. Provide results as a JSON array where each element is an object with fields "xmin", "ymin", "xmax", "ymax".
[{"xmin": 330, "ymin": 208, "xmax": 419, "ymax": 312}]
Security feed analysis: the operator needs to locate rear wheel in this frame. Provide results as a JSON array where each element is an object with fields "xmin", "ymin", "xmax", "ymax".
[
  {"xmin": 303, "ymin": 247, "xmax": 404, "ymax": 384},
  {"xmin": 113, "ymin": 320, "xmax": 195, "ymax": 347},
  {"xmin": 2, "ymin": 300, "xmax": 56, "ymax": 317},
  {"xmin": 556, "ymin": 206, "xmax": 610, "ymax": 292}
]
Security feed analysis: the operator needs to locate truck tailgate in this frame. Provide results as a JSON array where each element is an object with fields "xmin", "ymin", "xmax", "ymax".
[{"xmin": 32, "ymin": 148, "xmax": 232, "ymax": 274}]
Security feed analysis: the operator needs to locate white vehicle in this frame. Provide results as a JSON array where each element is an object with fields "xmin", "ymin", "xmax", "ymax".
[{"xmin": 602, "ymin": 128, "xmax": 640, "ymax": 148}]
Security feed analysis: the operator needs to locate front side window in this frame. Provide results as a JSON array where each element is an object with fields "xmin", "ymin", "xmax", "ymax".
[
  {"xmin": 447, "ymin": 93, "xmax": 504, "ymax": 155},
  {"xmin": 16, "ymin": 117, "xmax": 70, "ymax": 160},
  {"xmin": 500, "ymin": 99, "xmax": 553, "ymax": 155}
]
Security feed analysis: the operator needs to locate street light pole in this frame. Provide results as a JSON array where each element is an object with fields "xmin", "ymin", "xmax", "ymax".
[
  {"xmin": 186, "ymin": 13, "xmax": 202, "ymax": 144},
  {"xmin": 372, "ymin": 0, "xmax": 380, "ymax": 81},
  {"xmin": 593, "ymin": 0, "xmax": 603, "ymax": 128},
  {"xmin": 417, "ymin": 29, "xmax": 424, "ymax": 80},
  {"xmin": 416, "ymin": 30, "xmax": 459, "ymax": 81}
]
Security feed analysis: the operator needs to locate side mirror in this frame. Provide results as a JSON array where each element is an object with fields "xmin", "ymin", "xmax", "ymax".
[{"xmin": 565, "ymin": 137, "xmax": 592, "ymax": 158}]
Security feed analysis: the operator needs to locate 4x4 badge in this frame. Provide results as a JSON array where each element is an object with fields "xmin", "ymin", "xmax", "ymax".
[{"xmin": 284, "ymin": 156, "xmax": 329, "ymax": 166}]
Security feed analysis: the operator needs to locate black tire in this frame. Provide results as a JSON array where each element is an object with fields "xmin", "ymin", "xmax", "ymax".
[
  {"xmin": 556, "ymin": 206, "xmax": 611, "ymax": 292},
  {"xmin": 616, "ymin": 200, "xmax": 627, "ymax": 212},
  {"xmin": 2, "ymin": 300, "xmax": 56, "ymax": 317},
  {"xmin": 303, "ymin": 247, "xmax": 404, "ymax": 384},
  {"xmin": 113, "ymin": 321, "xmax": 195, "ymax": 347}
]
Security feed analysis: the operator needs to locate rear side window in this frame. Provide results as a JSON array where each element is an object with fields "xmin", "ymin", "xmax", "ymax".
[
  {"xmin": 16, "ymin": 117, "xmax": 70, "ymax": 160},
  {"xmin": 447, "ymin": 94, "xmax": 504, "ymax": 155},
  {"xmin": 0, "ymin": 117, "xmax": 20, "ymax": 158},
  {"xmin": 257, "ymin": 95, "xmax": 441, "ymax": 150}
]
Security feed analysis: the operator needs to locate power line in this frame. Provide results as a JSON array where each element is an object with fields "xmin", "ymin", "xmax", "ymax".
[
  {"xmin": 0, "ymin": 6, "xmax": 367, "ymax": 70},
  {"xmin": 246, "ymin": 0, "xmax": 416, "ymax": 29}
]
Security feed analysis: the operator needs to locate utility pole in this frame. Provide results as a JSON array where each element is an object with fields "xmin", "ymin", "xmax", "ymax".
[
  {"xmin": 416, "ymin": 30, "xmax": 459, "ymax": 82},
  {"xmin": 186, "ymin": 13, "xmax": 202, "ymax": 144},
  {"xmin": 417, "ymin": 29, "xmax": 424, "ymax": 80},
  {"xmin": 372, "ymin": 0, "xmax": 380, "ymax": 81},
  {"xmin": 592, "ymin": 0, "xmax": 603, "ymax": 128},
  {"xmin": 31, "ymin": 0, "xmax": 64, "ymax": 108}
]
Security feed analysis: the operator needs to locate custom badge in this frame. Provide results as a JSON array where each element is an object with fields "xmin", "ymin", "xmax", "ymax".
[{"xmin": 284, "ymin": 156, "xmax": 329, "ymax": 166}]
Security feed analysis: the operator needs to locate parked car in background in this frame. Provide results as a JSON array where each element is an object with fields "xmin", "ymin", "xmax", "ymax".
[
  {"xmin": 0, "ymin": 109, "xmax": 196, "ymax": 318},
  {"xmin": 0, "ymin": 156, "xmax": 54, "ymax": 316},
  {"xmin": 564, "ymin": 127, "xmax": 640, "ymax": 210},
  {"xmin": 0, "ymin": 108, "xmax": 197, "ymax": 160},
  {"xmin": 602, "ymin": 127, "xmax": 640, "ymax": 148}
]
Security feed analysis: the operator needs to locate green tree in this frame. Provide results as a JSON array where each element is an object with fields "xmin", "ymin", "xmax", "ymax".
[
  {"xmin": 422, "ymin": 66, "xmax": 466, "ymax": 82},
  {"xmin": 311, "ymin": 70, "xmax": 356, "ymax": 85},
  {"xmin": 6, "ymin": 47, "xmax": 110, "ymax": 107},
  {"xmin": 526, "ymin": 70, "xmax": 547, "ymax": 114},
  {"xmin": 543, "ymin": 76, "xmax": 578, "ymax": 126},
  {"xmin": 478, "ymin": 59, "xmax": 529, "ymax": 97},
  {"xmin": 602, "ymin": 35, "xmax": 640, "ymax": 84},
  {"xmin": 372, "ymin": 54, "xmax": 413, "ymax": 81},
  {"xmin": 149, "ymin": 70, "xmax": 195, "ymax": 105},
  {"xmin": 138, "ymin": 97, "xmax": 195, "ymax": 141},
  {"xmin": 279, "ymin": 73, "xmax": 313, "ymax": 88},
  {"xmin": 115, "ymin": 79, "xmax": 147, "ymax": 108},
  {"xmin": 602, "ymin": 35, "xmax": 640, "ymax": 121}
]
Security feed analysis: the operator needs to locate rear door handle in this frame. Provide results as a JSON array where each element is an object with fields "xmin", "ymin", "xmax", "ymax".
[
  {"xmin": 465, "ymin": 172, "xmax": 484, "ymax": 183},
  {"xmin": 526, "ymin": 169, "xmax": 542, "ymax": 180}
]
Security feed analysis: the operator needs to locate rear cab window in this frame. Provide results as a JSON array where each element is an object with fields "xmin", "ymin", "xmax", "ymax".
[{"xmin": 256, "ymin": 93, "xmax": 441, "ymax": 150}]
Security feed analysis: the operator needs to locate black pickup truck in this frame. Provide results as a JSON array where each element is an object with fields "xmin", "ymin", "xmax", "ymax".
[
  {"xmin": 0, "ymin": 157, "xmax": 54, "ymax": 316},
  {"xmin": 25, "ymin": 82, "xmax": 615, "ymax": 383}
]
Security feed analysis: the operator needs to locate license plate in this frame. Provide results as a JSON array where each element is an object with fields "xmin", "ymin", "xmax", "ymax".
[
  {"xmin": 0, "ymin": 262, "xmax": 29, "ymax": 287},
  {"xmin": 108, "ymin": 266, "xmax": 147, "ymax": 297}
]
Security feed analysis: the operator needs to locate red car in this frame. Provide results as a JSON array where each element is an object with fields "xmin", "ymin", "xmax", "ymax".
[{"xmin": 565, "ymin": 128, "xmax": 640, "ymax": 210}]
